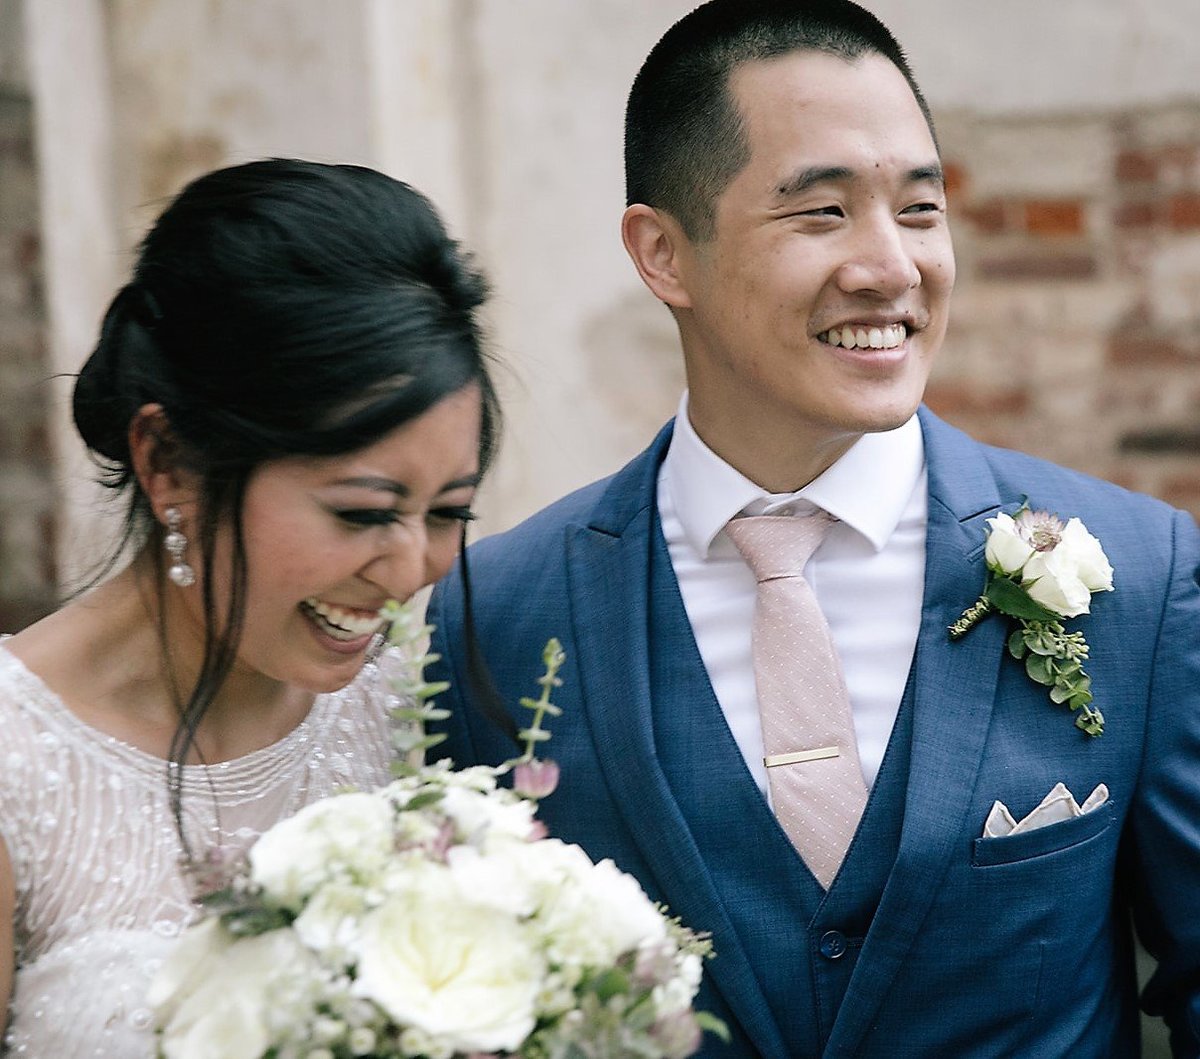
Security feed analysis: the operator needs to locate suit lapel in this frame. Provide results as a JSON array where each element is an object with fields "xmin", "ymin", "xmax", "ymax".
[
  {"xmin": 564, "ymin": 423, "xmax": 789, "ymax": 1059},
  {"xmin": 827, "ymin": 409, "xmax": 1009, "ymax": 1054}
]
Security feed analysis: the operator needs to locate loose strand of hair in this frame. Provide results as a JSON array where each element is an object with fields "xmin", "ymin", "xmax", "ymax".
[
  {"xmin": 167, "ymin": 480, "xmax": 250, "ymax": 862},
  {"xmin": 457, "ymin": 524, "xmax": 519, "ymax": 746}
]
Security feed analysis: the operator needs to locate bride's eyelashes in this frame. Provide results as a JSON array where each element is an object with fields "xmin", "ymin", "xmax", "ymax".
[
  {"xmin": 333, "ymin": 508, "xmax": 402, "ymax": 528},
  {"xmin": 430, "ymin": 505, "xmax": 477, "ymax": 525},
  {"xmin": 331, "ymin": 506, "xmax": 476, "ymax": 529}
]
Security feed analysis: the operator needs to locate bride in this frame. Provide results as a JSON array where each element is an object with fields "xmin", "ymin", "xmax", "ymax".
[{"xmin": 0, "ymin": 159, "xmax": 501, "ymax": 1056}]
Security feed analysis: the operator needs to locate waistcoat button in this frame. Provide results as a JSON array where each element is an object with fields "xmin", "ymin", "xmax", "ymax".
[{"xmin": 818, "ymin": 930, "xmax": 848, "ymax": 959}]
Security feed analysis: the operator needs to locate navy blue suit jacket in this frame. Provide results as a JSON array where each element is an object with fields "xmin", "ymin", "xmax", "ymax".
[{"xmin": 427, "ymin": 408, "xmax": 1200, "ymax": 1057}]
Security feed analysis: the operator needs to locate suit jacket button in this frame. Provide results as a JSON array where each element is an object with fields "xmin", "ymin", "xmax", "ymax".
[{"xmin": 819, "ymin": 930, "xmax": 847, "ymax": 960}]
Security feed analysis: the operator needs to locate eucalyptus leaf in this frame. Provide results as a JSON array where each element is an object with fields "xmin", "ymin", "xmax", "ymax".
[
  {"xmin": 1007, "ymin": 628, "xmax": 1027, "ymax": 659},
  {"xmin": 1025, "ymin": 654, "xmax": 1055, "ymax": 686}
]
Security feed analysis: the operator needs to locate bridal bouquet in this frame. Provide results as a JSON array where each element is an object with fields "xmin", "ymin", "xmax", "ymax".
[{"xmin": 151, "ymin": 605, "xmax": 724, "ymax": 1059}]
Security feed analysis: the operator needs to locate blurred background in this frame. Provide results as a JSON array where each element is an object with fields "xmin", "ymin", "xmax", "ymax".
[
  {"xmin": 0, "ymin": 2, "xmax": 1196, "ymax": 1050},
  {"xmin": 3, "ymin": 0, "xmax": 1199, "ymax": 626}
]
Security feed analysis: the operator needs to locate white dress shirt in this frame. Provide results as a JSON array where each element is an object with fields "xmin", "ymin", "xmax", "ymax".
[{"xmin": 656, "ymin": 393, "xmax": 927, "ymax": 792}]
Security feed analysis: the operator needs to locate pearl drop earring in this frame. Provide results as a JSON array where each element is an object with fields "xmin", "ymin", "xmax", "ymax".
[{"xmin": 164, "ymin": 507, "xmax": 196, "ymax": 588}]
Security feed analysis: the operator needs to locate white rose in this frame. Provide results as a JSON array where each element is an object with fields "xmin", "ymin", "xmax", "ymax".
[
  {"xmin": 352, "ymin": 864, "xmax": 543, "ymax": 1054},
  {"xmin": 293, "ymin": 880, "xmax": 368, "ymax": 954},
  {"xmin": 1059, "ymin": 517, "xmax": 1115, "ymax": 592},
  {"xmin": 161, "ymin": 998, "xmax": 270, "ymax": 1059},
  {"xmin": 156, "ymin": 930, "xmax": 318, "ymax": 1059},
  {"xmin": 148, "ymin": 917, "xmax": 231, "ymax": 1016},
  {"xmin": 249, "ymin": 791, "xmax": 395, "ymax": 907},
  {"xmin": 1022, "ymin": 547, "xmax": 1092, "ymax": 617},
  {"xmin": 445, "ymin": 842, "xmax": 539, "ymax": 918},
  {"xmin": 1022, "ymin": 519, "xmax": 1113, "ymax": 617},
  {"xmin": 985, "ymin": 513, "xmax": 1035, "ymax": 575},
  {"xmin": 440, "ymin": 764, "xmax": 500, "ymax": 793},
  {"xmin": 522, "ymin": 840, "xmax": 667, "ymax": 969},
  {"xmin": 439, "ymin": 785, "xmax": 538, "ymax": 847}
]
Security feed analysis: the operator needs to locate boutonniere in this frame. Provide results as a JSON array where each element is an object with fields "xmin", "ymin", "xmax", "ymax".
[{"xmin": 949, "ymin": 506, "xmax": 1114, "ymax": 736}]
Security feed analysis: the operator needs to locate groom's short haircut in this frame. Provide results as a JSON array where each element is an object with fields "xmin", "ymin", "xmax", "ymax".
[{"xmin": 625, "ymin": 0, "xmax": 935, "ymax": 241}]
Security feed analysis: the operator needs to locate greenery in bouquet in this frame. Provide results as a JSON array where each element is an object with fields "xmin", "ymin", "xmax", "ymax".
[{"xmin": 151, "ymin": 603, "xmax": 725, "ymax": 1059}]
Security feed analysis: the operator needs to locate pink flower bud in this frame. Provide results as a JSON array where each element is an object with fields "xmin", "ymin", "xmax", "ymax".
[
  {"xmin": 651, "ymin": 1009, "xmax": 702, "ymax": 1058},
  {"xmin": 513, "ymin": 758, "xmax": 560, "ymax": 799}
]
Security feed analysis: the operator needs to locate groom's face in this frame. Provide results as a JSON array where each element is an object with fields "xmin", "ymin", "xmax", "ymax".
[{"xmin": 670, "ymin": 50, "xmax": 956, "ymax": 463}]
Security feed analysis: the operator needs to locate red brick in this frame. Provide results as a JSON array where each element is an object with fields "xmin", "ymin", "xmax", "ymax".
[
  {"xmin": 1024, "ymin": 200, "xmax": 1086, "ymax": 236},
  {"xmin": 942, "ymin": 161, "xmax": 968, "ymax": 200},
  {"xmin": 1159, "ymin": 144, "xmax": 1199, "ymax": 178},
  {"xmin": 1107, "ymin": 334, "xmax": 1196, "ymax": 367},
  {"xmin": 1115, "ymin": 150, "xmax": 1158, "ymax": 184},
  {"xmin": 1114, "ymin": 200, "xmax": 1159, "ymax": 229},
  {"xmin": 923, "ymin": 381, "xmax": 1031, "ymax": 418},
  {"xmin": 1168, "ymin": 193, "xmax": 1200, "ymax": 230},
  {"xmin": 963, "ymin": 199, "xmax": 1008, "ymax": 234},
  {"xmin": 977, "ymin": 253, "xmax": 1098, "ymax": 281},
  {"xmin": 1160, "ymin": 474, "xmax": 1200, "ymax": 521},
  {"xmin": 1102, "ymin": 467, "xmax": 1141, "ymax": 493},
  {"xmin": 1165, "ymin": 469, "xmax": 1200, "ymax": 489}
]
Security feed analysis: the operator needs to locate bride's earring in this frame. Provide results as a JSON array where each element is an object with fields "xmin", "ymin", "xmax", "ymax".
[{"xmin": 164, "ymin": 506, "xmax": 196, "ymax": 588}]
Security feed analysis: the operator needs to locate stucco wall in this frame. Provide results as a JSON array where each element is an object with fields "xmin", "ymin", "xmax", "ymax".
[{"xmin": 8, "ymin": 0, "xmax": 1200, "ymax": 595}]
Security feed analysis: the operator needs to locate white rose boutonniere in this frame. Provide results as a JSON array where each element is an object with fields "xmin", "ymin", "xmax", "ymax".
[{"xmin": 950, "ymin": 506, "xmax": 1114, "ymax": 736}]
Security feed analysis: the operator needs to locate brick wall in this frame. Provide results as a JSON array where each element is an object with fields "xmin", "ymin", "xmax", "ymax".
[
  {"xmin": 0, "ymin": 78, "xmax": 55, "ymax": 631},
  {"xmin": 928, "ymin": 103, "xmax": 1200, "ymax": 522}
]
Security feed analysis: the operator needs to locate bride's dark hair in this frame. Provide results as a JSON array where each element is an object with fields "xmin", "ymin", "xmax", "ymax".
[{"xmin": 72, "ymin": 159, "xmax": 505, "ymax": 849}]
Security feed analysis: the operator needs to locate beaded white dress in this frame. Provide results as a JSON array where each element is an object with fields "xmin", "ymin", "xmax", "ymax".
[{"xmin": 0, "ymin": 642, "xmax": 398, "ymax": 1057}]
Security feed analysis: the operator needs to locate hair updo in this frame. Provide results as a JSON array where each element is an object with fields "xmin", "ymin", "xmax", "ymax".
[
  {"xmin": 75, "ymin": 158, "xmax": 497, "ymax": 510},
  {"xmin": 71, "ymin": 159, "xmax": 502, "ymax": 825}
]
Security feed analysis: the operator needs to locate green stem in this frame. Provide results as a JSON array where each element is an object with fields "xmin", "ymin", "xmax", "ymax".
[{"xmin": 948, "ymin": 596, "xmax": 995, "ymax": 640}]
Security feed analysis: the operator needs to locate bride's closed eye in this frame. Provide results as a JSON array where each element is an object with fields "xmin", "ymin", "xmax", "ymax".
[
  {"xmin": 429, "ymin": 506, "xmax": 477, "ymax": 525},
  {"xmin": 331, "ymin": 505, "xmax": 476, "ymax": 529},
  {"xmin": 333, "ymin": 508, "xmax": 402, "ymax": 528}
]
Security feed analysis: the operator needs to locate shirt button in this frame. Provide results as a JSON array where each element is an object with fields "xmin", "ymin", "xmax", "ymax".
[{"xmin": 819, "ymin": 930, "xmax": 848, "ymax": 960}]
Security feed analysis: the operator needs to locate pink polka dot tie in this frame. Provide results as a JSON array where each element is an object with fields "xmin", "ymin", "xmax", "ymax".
[{"xmin": 726, "ymin": 513, "xmax": 868, "ymax": 889}]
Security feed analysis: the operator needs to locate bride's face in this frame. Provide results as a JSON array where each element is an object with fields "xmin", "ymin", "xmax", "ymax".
[{"xmin": 174, "ymin": 384, "xmax": 482, "ymax": 695}]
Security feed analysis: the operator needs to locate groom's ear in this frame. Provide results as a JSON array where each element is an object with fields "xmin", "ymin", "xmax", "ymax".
[{"xmin": 621, "ymin": 204, "xmax": 694, "ymax": 310}]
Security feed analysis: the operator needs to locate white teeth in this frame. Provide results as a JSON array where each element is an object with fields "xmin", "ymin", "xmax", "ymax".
[
  {"xmin": 302, "ymin": 598, "xmax": 384, "ymax": 641},
  {"xmin": 820, "ymin": 323, "xmax": 906, "ymax": 350}
]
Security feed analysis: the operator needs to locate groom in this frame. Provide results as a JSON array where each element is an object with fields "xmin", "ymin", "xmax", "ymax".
[{"xmin": 428, "ymin": 1, "xmax": 1200, "ymax": 1055}]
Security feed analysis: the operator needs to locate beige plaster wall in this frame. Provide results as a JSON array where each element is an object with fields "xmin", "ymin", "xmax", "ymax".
[{"xmin": 17, "ymin": 0, "xmax": 1200, "ymax": 577}]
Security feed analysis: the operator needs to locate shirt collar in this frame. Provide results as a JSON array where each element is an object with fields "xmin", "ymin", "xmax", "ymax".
[{"xmin": 662, "ymin": 391, "xmax": 926, "ymax": 557}]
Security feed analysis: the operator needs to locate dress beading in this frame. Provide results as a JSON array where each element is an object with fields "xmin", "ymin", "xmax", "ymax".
[{"xmin": 0, "ymin": 643, "xmax": 398, "ymax": 1056}]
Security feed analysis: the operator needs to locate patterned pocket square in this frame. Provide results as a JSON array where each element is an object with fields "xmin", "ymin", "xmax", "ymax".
[{"xmin": 983, "ymin": 781, "xmax": 1109, "ymax": 838}]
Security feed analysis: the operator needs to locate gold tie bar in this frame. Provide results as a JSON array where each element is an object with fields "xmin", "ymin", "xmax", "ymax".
[{"xmin": 763, "ymin": 746, "xmax": 840, "ymax": 768}]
